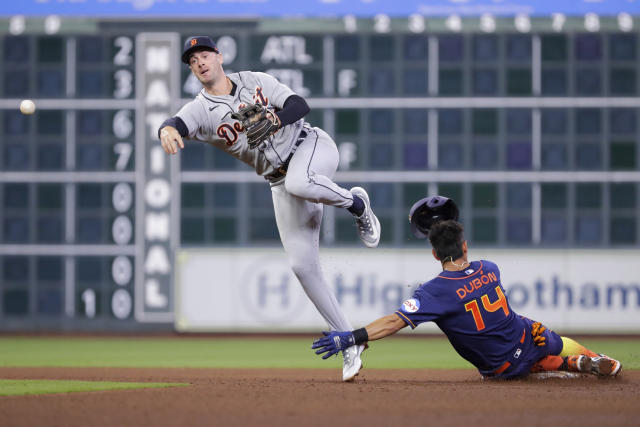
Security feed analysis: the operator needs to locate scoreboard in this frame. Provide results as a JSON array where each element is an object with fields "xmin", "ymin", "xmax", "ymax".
[
  {"xmin": 1, "ymin": 27, "xmax": 142, "ymax": 329},
  {"xmin": 1, "ymin": 13, "xmax": 639, "ymax": 330}
]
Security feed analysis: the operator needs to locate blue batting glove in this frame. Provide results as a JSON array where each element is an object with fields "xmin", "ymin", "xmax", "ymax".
[{"xmin": 311, "ymin": 331, "xmax": 356, "ymax": 360}]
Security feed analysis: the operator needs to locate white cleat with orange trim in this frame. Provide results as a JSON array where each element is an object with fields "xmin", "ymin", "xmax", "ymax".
[{"xmin": 591, "ymin": 354, "xmax": 622, "ymax": 376}]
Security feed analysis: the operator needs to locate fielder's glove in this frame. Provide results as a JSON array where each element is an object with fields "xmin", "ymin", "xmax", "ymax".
[
  {"xmin": 231, "ymin": 103, "xmax": 281, "ymax": 149},
  {"xmin": 311, "ymin": 331, "xmax": 356, "ymax": 359}
]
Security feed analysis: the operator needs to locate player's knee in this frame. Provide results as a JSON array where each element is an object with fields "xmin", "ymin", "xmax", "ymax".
[
  {"xmin": 289, "ymin": 260, "xmax": 305, "ymax": 277},
  {"xmin": 284, "ymin": 176, "xmax": 315, "ymax": 200},
  {"xmin": 289, "ymin": 257, "xmax": 309, "ymax": 279},
  {"xmin": 289, "ymin": 259, "xmax": 318, "ymax": 281}
]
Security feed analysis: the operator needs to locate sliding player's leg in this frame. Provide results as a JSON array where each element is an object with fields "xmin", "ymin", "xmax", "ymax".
[
  {"xmin": 559, "ymin": 337, "xmax": 622, "ymax": 376},
  {"xmin": 530, "ymin": 334, "xmax": 621, "ymax": 376}
]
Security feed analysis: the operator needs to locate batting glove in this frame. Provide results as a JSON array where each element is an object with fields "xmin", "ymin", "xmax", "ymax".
[
  {"xmin": 531, "ymin": 322, "xmax": 547, "ymax": 347},
  {"xmin": 311, "ymin": 331, "xmax": 356, "ymax": 360}
]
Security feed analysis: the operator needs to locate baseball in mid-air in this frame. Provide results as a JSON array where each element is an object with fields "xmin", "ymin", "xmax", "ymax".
[{"xmin": 19, "ymin": 99, "xmax": 36, "ymax": 115}]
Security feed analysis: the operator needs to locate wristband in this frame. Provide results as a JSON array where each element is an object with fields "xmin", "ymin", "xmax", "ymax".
[
  {"xmin": 158, "ymin": 116, "xmax": 188, "ymax": 139},
  {"xmin": 352, "ymin": 327, "xmax": 369, "ymax": 345}
]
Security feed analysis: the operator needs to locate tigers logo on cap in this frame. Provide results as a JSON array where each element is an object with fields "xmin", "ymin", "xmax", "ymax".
[{"xmin": 181, "ymin": 36, "xmax": 217, "ymax": 64}]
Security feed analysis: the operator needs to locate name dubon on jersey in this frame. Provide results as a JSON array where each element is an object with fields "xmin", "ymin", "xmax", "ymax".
[
  {"xmin": 177, "ymin": 71, "xmax": 305, "ymax": 178},
  {"xmin": 396, "ymin": 260, "xmax": 526, "ymax": 373}
]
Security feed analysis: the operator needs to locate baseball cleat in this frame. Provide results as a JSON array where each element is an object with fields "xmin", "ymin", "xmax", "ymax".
[
  {"xmin": 350, "ymin": 187, "xmax": 381, "ymax": 248},
  {"xmin": 342, "ymin": 344, "xmax": 365, "ymax": 382},
  {"xmin": 565, "ymin": 355, "xmax": 592, "ymax": 373},
  {"xmin": 591, "ymin": 354, "xmax": 622, "ymax": 376}
]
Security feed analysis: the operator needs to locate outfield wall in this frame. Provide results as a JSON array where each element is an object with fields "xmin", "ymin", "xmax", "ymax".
[{"xmin": 175, "ymin": 248, "xmax": 640, "ymax": 334}]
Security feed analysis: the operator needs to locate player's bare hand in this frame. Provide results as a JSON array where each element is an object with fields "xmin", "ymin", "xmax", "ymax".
[{"xmin": 159, "ymin": 126, "xmax": 185, "ymax": 155}]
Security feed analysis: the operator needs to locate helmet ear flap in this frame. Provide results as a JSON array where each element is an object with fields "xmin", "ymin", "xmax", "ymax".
[{"xmin": 408, "ymin": 196, "xmax": 459, "ymax": 238}]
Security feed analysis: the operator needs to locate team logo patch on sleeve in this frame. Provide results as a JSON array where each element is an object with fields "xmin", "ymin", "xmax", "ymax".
[{"xmin": 401, "ymin": 298, "xmax": 420, "ymax": 313}]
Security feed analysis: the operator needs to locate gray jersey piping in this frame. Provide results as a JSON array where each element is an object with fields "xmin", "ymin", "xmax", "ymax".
[
  {"xmin": 234, "ymin": 73, "xmax": 250, "ymax": 101},
  {"xmin": 305, "ymin": 130, "xmax": 352, "ymax": 201}
]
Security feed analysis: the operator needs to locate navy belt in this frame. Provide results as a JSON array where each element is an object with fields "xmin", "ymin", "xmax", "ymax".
[{"xmin": 266, "ymin": 129, "xmax": 307, "ymax": 181}]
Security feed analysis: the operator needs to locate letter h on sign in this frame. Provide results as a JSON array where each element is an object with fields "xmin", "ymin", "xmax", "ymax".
[
  {"xmin": 257, "ymin": 274, "xmax": 289, "ymax": 308},
  {"xmin": 335, "ymin": 276, "xmax": 363, "ymax": 305}
]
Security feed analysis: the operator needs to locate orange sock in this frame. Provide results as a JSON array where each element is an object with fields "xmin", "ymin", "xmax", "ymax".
[
  {"xmin": 530, "ymin": 355, "xmax": 564, "ymax": 373},
  {"xmin": 559, "ymin": 337, "xmax": 598, "ymax": 358}
]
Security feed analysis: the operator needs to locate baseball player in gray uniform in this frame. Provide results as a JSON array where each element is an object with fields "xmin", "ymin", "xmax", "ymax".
[{"xmin": 158, "ymin": 36, "xmax": 381, "ymax": 381}]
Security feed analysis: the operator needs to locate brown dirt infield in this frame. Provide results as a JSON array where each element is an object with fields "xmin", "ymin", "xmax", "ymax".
[{"xmin": 0, "ymin": 367, "xmax": 638, "ymax": 427}]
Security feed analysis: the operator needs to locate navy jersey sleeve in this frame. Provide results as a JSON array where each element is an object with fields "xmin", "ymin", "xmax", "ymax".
[{"xmin": 394, "ymin": 286, "xmax": 446, "ymax": 329}]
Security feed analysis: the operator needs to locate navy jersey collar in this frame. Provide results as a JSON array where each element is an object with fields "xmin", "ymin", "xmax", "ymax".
[{"xmin": 437, "ymin": 260, "xmax": 482, "ymax": 280}]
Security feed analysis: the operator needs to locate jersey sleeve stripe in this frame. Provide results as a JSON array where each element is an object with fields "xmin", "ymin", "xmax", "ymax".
[
  {"xmin": 395, "ymin": 311, "xmax": 416, "ymax": 329},
  {"xmin": 437, "ymin": 261, "xmax": 484, "ymax": 280}
]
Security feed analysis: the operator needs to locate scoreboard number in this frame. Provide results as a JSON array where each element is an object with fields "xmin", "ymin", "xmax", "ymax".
[
  {"xmin": 113, "ymin": 143, "xmax": 132, "ymax": 171},
  {"xmin": 113, "ymin": 110, "xmax": 133, "ymax": 139},
  {"xmin": 480, "ymin": 14, "xmax": 496, "ymax": 33},
  {"xmin": 114, "ymin": 69, "xmax": 133, "ymax": 99},
  {"xmin": 111, "ymin": 289, "xmax": 132, "ymax": 320},
  {"xmin": 44, "ymin": 15, "xmax": 61, "ymax": 35},
  {"xmin": 112, "ymin": 215, "xmax": 133, "ymax": 245},
  {"xmin": 112, "ymin": 256, "xmax": 133, "ymax": 286},
  {"xmin": 9, "ymin": 15, "xmax": 25, "ymax": 35},
  {"xmin": 82, "ymin": 289, "xmax": 96, "ymax": 319},
  {"xmin": 585, "ymin": 13, "xmax": 600, "ymax": 32},
  {"xmin": 618, "ymin": 12, "xmax": 633, "ymax": 31},
  {"xmin": 113, "ymin": 36, "xmax": 133, "ymax": 66},
  {"xmin": 343, "ymin": 14, "xmax": 357, "ymax": 33},
  {"xmin": 112, "ymin": 183, "xmax": 133, "ymax": 213},
  {"xmin": 408, "ymin": 14, "xmax": 425, "ymax": 33},
  {"xmin": 373, "ymin": 14, "xmax": 391, "ymax": 33},
  {"xmin": 551, "ymin": 13, "xmax": 566, "ymax": 32},
  {"xmin": 445, "ymin": 15, "xmax": 462, "ymax": 32},
  {"xmin": 514, "ymin": 14, "xmax": 531, "ymax": 32}
]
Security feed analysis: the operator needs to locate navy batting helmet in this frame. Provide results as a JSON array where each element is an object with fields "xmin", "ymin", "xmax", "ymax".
[{"xmin": 408, "ymin": 196, "xmax": 459, "ymax": 238}]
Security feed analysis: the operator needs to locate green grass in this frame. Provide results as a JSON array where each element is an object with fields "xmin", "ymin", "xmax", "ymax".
[
  {"xmin": 0, "ymin": 379, "xmax": 188, "ymax": 396},
  {"xmin": 0, "ymin": 336, "xmax": 638, "ymax": 370}
]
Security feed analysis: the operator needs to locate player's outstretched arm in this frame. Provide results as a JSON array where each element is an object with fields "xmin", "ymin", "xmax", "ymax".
[
  {"xmin": 157, "ymin": 115, "xmax": 189, "ymax": 155},
  {"xmin": 159, "ymin": 126, "xmax": 185, "ymax": 155},
  {"xmin": 364, "ymin": 314, "xmax": 408, "ymax": 341},
  {"xmin": 311, "ymin": 314, "xmax": 407, "ymax": 359}
]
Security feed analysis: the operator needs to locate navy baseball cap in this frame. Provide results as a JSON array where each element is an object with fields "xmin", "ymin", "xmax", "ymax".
[
  {"xmin": 409, "ymin": 196, "xmax": 459, "ymax": 238},
  {"xmin": 182, "ymin": 36, "xmax": 218, "ymax": 64}
]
